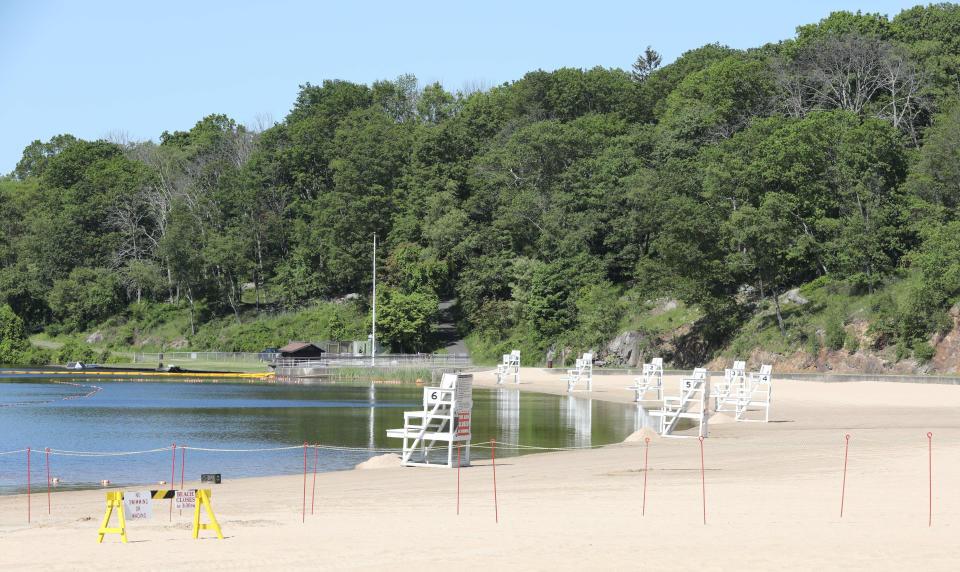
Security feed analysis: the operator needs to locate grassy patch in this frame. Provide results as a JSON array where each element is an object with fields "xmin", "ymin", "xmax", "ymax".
[
  {"xmin": 75, "ymin": 299, "xmax": 371, "ymax": 354},
  {"xmin": 617, "ymin": 288, "xmax": 703, "ymax": 335}
]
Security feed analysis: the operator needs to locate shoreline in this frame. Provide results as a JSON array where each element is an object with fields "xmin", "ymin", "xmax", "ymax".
[{"xmin": 3, "ymin": 368, "xmax": 960, "ymax": 570}]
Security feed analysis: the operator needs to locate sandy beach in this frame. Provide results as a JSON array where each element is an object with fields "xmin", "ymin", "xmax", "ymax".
[{"xmin": 2, "ymin": 368, "xmax": 959, "ymax": 571}]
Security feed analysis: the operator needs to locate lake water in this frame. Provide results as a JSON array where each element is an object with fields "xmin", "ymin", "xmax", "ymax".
[{"xmin": 0, "ymin": 373, "xmax": 655, "ymax": 495}]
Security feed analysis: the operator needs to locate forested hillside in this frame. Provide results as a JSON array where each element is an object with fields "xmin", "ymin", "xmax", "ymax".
[{"xmin": 4, "ymin": 7, "xmax": 960, "ymax": 369}]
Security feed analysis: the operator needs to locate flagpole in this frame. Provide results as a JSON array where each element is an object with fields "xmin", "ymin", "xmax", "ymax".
[{"xmin": 371, "ymin": 233, "xmax": 376, "ymax": 367}]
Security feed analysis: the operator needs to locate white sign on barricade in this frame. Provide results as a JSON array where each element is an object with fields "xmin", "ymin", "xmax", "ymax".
[
  {"xmin": 175, "ymin": 489, "xmax": 196, "ymax": 509},
  {"xmin": 123, "ymin": 490, "xmax": 153, "ymax": 520}
]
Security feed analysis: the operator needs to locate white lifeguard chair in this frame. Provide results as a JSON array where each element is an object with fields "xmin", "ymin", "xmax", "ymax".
[
  {"xmin": 626, "ymin": 357, "xmax": 663, "ymax": 401},
  {"xmin": 386, "ymin": 372, "xmax": 473, "ymax": 467},
  {"xmin": 735, "ymin": 364, "xmax": 771, "ymax": 422},
  {"xmin": 565, "ymin": 352, "xmax": 594, "ymax": 392},
  {"xmin": 493, "ymin": 350, "xmax": 521, "ymax": 384},
  {"xmin": 712, "ymin": 360, "xmax": 746, "ymax": 412},
  {"xmin": 651, "ymin": 368, "xmax": 710, "ymax": 438}
]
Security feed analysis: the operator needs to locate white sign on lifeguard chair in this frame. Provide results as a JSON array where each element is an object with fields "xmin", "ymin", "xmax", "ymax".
[
  {"xmin": 493, "ymin": 350, "xmax": 520, "ymax": 384},
  {"xmin": 386, "ymin": 373, "xmax": 473, "ymax": 468}
]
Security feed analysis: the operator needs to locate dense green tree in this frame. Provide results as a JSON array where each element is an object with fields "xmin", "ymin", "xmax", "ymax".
[
  {"xmin": 375, "ymin": 287, "xmax": 438, "ymax": 352},
  {"xmin": 382, "ymin": 242, "xmax": 448, "ymax": 296},
  {"xmin": 727, "ymin": 193, "xmax": 803, "ymax": 335},
  {"xmin": 13, "ymin": 134, "xmax": 79, "ymax": 180},
  {"xmin": 638, "ymin": 43, "xmax": 738, "ymax": 122},
  {"xmin": 0, "ymin": 304, "xmax": 28, "ymax": 363},
  {"xmin": 661, "ymin": 53, "xmax": 775, "ymax": 142},
  {"xmin": 904, "ymin": 102, "xmax": 960, "ymax": 209},
  {"xmin": 48, "ymin": 267, "xmax": 125, "ymax": 333}
]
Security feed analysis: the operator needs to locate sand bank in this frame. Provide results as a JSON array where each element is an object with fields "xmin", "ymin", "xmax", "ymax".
[{"xmin": 2, "ymin": 368, "xmax": 959, "ymax": 570}]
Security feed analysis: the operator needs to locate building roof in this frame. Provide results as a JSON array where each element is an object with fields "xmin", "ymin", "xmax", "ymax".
[{"xmin": 279, "ymin": 342, "xmax": 323, "ymax": 353}]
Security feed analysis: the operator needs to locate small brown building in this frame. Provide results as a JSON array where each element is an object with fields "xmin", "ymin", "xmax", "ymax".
[{"xmin": 278, "ymin": 342, "xmax": 325, "ymax": 359}]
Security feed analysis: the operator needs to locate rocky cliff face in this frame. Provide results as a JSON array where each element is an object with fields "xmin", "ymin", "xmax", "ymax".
[
  {"xmin": 929, "ymin": 305, "xmax": 960, "ymax": 375},
  {"xmin": 600, "ymin": 325, "xmax": 714, "ymax": 370},
  {"xmin": 598, "ymin": 305, "xmax": 960, "ymax": 374},
  {"xmin": 708, "ymin": 305, "xmax": 960, "ymax": 374}
]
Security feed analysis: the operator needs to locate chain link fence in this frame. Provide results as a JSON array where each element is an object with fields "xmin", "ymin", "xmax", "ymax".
[
  {"xmin": 132, "ymin": 351, "xmax": 268, "ymax": 363},
  {"xmin": 132, "ymin": 351, "xmax": 472, "ymax": 368},
  {"xmin": 273, "ymin": 353, "xmax": 472, "ymax": 369}
]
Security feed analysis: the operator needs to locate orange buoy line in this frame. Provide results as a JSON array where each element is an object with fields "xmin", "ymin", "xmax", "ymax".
[
  {"xmin": 0, "ymin": 380, "xmax": 103, "ymax": 408},
  {"xmin": 1, "ymin": 371, "xmax": 274, "ymax": 406}
]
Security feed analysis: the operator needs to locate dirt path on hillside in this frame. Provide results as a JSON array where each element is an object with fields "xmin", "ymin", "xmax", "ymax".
[{"xmin": 435, "ymin": 299, "xmax": 469, "ymax": 356}]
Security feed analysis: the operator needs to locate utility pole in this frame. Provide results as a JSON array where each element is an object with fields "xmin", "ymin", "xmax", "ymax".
[{"xmin": 371, "ymin": 233, "xmax": 377, "ymax": 367}]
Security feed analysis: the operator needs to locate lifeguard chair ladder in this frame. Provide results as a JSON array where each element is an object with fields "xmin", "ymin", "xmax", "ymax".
[
  {"xmin": 493, "ymin": 350, "xmax": 521, "ymax": 384},
  {"xmin": 651, "ymin": 368, "xmax": 710, "ymax": 438},
  {"xmin": 386, "ymin": 373, "xmax": 473, "ymax": 467},
  {"xmin": 735, "ymin": 364, "xmax": 771, "ymax": 422},
  {"xmin": 713, "ymin": 360, "xmax": 746, "ymax": 412},
  {"xmin": 626, "ymin": 357, "xmax": 663, "ymax": 401},
  {"xmin": 565, "ymin": 353, "xmax": 594, "ymax": 392}
]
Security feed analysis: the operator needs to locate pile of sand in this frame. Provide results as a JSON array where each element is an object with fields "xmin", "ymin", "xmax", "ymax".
[
  {"xmin": 353, "ymin": 453, "xmax": 401, "ymax": 469},
  {"xmin": 622, "ymin": 426, "xmax": 660, "ymax": 443},
  {"xmin": 708, "ymin": 411, "xmax": 736, "ymax": 424}
]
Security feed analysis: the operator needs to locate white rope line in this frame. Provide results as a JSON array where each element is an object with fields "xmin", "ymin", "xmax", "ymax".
[
  {"xmin": 184, "ymin": 444, "xmax": 402, "ymax": 454},
  {"xmin": 300, "ymin": 445, "xmax": 400, "ymax": 453},
  {"xmin": 182, "ymin": 445, "xmax": 305, "ymax": 453},
  {"xmin": 45, "ymin": 446, "xmax": 175, "ymax": 457},
  {"xmin": 10, "ymin": 444, "xmax": 401, "ymax": 456},
  {"xmin": 6, "ymin": 441, "xmax": 622, "ymax": 458},
  {"xmin": 5, "ymin": 435, "xmax": 929, "ymax": 459}
]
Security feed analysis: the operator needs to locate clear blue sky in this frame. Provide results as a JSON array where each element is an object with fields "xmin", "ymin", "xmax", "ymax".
[{"xmin": 0, "ymin": 0, "xmax": 927, "ymax": 175}]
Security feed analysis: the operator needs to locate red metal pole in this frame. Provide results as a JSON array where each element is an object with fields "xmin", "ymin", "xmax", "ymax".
[
  {"xmin": 179, "ymin": 445, "xmax": 186, "ymax": 516},
  {"xmin": 841, "ymin": 434, "xmax": 850, "ymax": 518},
  {"xmin": 491, "ymin": 439, "xmax": 498, "ymax": 523},
  {"xmin": 27, "ymin": 447, "xmax": 31, "ymax": 523},
  {"xmin": 46, "ymin": 447, "xmax": 51, "ymax": 515},
  {"xmin": 928, "ymin": 432, "xmax": 933, "ymax": 527},
  {"xmin": 180, "ymin": 446, "xmax": 186, "ymax": 489},
  {"xmin": 311, "ymin": 443, "xmax": 318, "ymax": 515},
  {"xmin": 642, "ymin": 437, "xmax": 650, "ymax": 516},
  {"xmin": 699, "ymin": 436, "xmax": 706, "ymax": 525},
  {"xmin": 169, "ymin": 443, "xmax": 176, "ymax": 521}
]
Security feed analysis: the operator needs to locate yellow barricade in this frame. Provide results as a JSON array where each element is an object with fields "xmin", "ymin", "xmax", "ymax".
[{"xmin": 96, "ymin": 488, "xmax": 223, "ymax": 543}]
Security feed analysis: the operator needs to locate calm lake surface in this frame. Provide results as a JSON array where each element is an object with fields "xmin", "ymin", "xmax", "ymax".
[{"xmin": 0, "ymin": 373, "xmax": 655, "ymax": 495}]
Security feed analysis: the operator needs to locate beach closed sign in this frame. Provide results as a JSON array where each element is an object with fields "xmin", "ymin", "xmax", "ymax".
[
  {"xmin": 175, "ymin": 490, "xmax": 196, "ymax": 509},
  {"xmin": 123, "ymin": 491, "xmax": 153, "ymax": 520}
]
